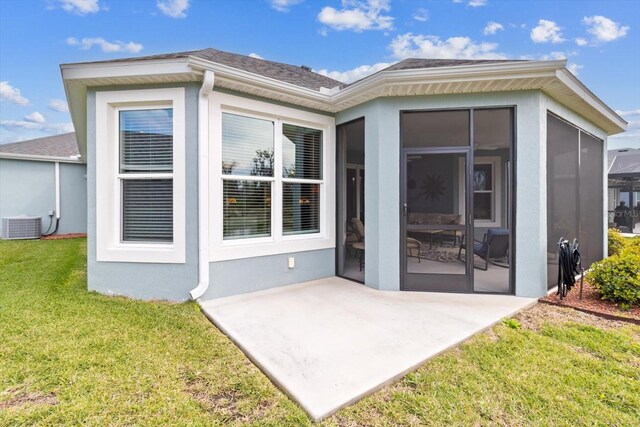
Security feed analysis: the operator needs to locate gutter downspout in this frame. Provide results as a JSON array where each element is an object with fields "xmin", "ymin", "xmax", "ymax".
[
  {"xmin": 54, "ymin": 162, "xmax": 61, "ymax": 220},
  {"xmin": 190, "ymin": 70, "xmax": 215, "ymax": 300}
]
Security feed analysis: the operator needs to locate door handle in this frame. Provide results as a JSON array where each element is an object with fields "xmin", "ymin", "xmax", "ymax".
[{"xmin": 403, "ymin": 203, "xmax": 408, "ymax": 216}]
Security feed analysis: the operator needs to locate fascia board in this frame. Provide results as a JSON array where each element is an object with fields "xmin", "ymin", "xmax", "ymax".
[
  {"xmin": 61, "ymin": 58, "xmax": 194, "ymax": 81},
  {"xmin": 554, "ymin": 69, "xmax": 627, "ymax": 133},
  {"xmin": 0, "ymin": 152, "xmax": 84, "ymax": 163}
]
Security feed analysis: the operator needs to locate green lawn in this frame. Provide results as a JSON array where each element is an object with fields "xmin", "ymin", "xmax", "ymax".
[{"xmin": 1, "ymin": 239, "xmax": 639, "ymax": 426}]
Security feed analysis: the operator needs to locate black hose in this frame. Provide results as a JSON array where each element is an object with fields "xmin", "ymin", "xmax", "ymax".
[
  {"xmin": 557, "ymin": 237, "xmax": 582, "ymax": 298},
  {"xmin": 42, "ymin": 217, "xmax": 59, "ymax": 237}
]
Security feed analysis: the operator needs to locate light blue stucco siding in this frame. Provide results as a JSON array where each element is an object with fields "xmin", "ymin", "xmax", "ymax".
[
  {"xmin": 203, "ymin": 249, "xmax": 335, "ymax": 300},
  {"xmin": 336, "ymin": 90, "xmax": 550, "ymax": 298},
  {"xmin": 86, "ymin": 83, "xmax": 199, "ymax": 301},
  {"xmin": 0, "ymin": 158, "xmax": 87, "ymax": 234}
]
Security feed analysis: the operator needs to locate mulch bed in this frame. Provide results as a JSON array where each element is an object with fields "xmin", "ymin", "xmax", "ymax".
[
  {"xmin": 41, "ymin": 233, "xmax": 87, "ymax": 240},
  {"xmin": 540, "ymin": 279, "xmax": 640, "ymax": 324}
]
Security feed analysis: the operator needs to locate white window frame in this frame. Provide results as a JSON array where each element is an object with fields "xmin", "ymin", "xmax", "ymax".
[
  {"xmin": 96, "ymin": 88, "xmax": 186, "ymax": 263},
  {"xmin": 210, "ymin": 92, "xmax": 335, "ymax": 261},
  {"xmin": 458, "ymin": 156, "xmax": 502, "ymax": 228}
]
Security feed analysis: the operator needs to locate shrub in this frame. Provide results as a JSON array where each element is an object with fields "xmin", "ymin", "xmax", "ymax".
[
  {"xmin": 608, "ymin": 228, "xmax": 628, "ymax": 256},
  {"xmin": 587, "ymin": 251, "xmax": 640, "ymax": 309},
  {"xmin": 624, "ymin": 237, "xmax": 640, "ymax": 255}
]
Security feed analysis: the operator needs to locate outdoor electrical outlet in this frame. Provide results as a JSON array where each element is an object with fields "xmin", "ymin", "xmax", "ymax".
[
  {"xmin": 48, "ymin": 210, "xmax": 54, "ymax": 217},
  {"xmin": 288, "ymin": 257, "xmax": 295, "ymax": 269}
]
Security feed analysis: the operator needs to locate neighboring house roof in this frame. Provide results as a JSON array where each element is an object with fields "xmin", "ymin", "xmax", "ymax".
[
  {"xmin": 61, "ymin": 47, "xmax": 628, "ymax": 161},
  {"xmin": 608, "ymin": 148, "xmax": 640, "ymax": 177},
  {"xmin": 0, "ymin": 132, "xmax": 82, "ymax": 163}
]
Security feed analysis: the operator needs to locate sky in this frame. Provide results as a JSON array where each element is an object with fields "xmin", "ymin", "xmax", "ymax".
[{"xmin": 0, "ymin": 0, "xmax": 638, "ymax": 149}]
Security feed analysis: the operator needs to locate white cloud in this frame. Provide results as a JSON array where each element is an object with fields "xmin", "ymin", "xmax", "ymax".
[
  {"xmin": 48, "ymin": 99, "xmax": 69, "ymax": 113},
  {"xmin": 575, "ymin": 37, "xmax": 588, "ymax": 46},
  {"xmin": 390, "ymin": 33, "xmax": 507, "ymax": 60},
  {"xmin": 530, "ymin": 19, "xmax": 565, "ymax": 44},
  {"xmin": 616, "ymin": 109, "xmax": 640, "ymax": 116},
  {"xmin": 0, "ymin": 120, "xmax": 74, "ymax": 133},
  {"xmin": 484, "ymin": 21, "xmax": 504, "ymax": 35},
  {"xmin": 583, "ymin": 15, "xmax": 629, "ymax": 42},
  {"xmin": 248, "ymin": 53, "xmax": 264, "ymax": 59},
  {"xmin": 452, "ymin": 0, "xmax": 487, "ymax": 6},
  {"xmin": 0, "ymin": 81, "xmax": 29, "ymax": 106},
  {"xmin": 24, "ymin": 112, "xmax": 45, "ymax": 123},
  {"xmin": 413, "ymin": 8, "xmax": 428, "ymax": 22},
  {"xmin": 59, "ymin": 0, "xmax": 101, "ymax": 15},
  {"xmin": 67, "ymin": 37, "xmax": 143, "ymax": 53},
  {"xmin": 318, "ymin": 0, "xmax": 394, "ymax": 32},
  {"xmin": 317, "ymin": 62, "xmax": 394, "ymax": 83},
  {"xmin": 157, "ymin": 0, "xmax": 190, "ymax": 18},
  {"xmin": 566, "ymin": 63, "xmax": 583, "ymax": 76},
  {"xmin": 269, "ymin": 0, "xmax": 303, "ymax": 12}
]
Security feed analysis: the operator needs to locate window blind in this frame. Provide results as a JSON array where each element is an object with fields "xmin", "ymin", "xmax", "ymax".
[
  {"xmin": 283, "ymin": 183, "xmax": 320, "ymax": 235},
  {"xmin": 122, "ymin": 179, "xmax": 173, "ymax": 242},
  {"xmin": 120, "ymin": 109, "xmax": 173, "ymax": 173},
  {"xmin": 282, "ymin": 124, "xmax": 322, "ymax": 179},
  {"xmin": 223, "ymin": 180, "xmax": 272, "ymax": 239},
  {"xmin": 222, "ymin": 113, "xmax": 274, "ymax": 176}
]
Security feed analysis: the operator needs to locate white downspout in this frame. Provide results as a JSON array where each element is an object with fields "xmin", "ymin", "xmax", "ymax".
[
  {"xmin": 54, "ymin": 162, "xmax": 61, "ymax": 220},
  {"xmin": 190, "ymin": 70, "xmax": 215, "ymax": 300}
]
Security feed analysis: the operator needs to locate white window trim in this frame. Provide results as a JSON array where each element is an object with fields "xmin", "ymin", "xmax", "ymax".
[
  {"xmin": 96, "ymin": 88, "xmax": 186, "ymax": 263},
  {"xmin": 210, "ymin": 92, "xmax": 335, "ymax": 261},
  {"xmin": 458, "ymin": 156, "xmax": 502, "ymax": 228}
]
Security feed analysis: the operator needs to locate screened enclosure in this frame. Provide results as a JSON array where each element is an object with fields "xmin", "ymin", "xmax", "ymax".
[{"xmin": 546, "ymin": 113, "xmax": 604, "ymax": 289}]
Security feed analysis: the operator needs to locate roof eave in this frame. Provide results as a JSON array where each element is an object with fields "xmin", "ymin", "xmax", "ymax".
[{"xmin": 0, "ymin": 152, "xmax": 84, "ymax": 164}]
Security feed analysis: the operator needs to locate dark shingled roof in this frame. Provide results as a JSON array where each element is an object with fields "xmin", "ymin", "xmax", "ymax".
[
  {"xmin": 72, "ymin": 48, "xmax": 346, "ymax": 91},
  {"xmin": 0, "ymin": 133, "xmax": 80, "ymax": 159}
]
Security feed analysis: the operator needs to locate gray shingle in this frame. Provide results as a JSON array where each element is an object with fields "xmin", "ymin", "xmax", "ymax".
[
  {"xmin": 0, "ymin": 133, "xmax": 79, "ymax": 158},
  {"xmin": 68, "ymin": 48, "xmax": 346, "ymax": 91}
]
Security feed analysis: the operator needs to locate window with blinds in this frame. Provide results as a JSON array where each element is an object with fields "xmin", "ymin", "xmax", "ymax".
[
  {"xmin": 283, "ymin": 183, "xmax": 320, "ymax": 235},
  {"xmin": 282, "ymin": 124, "xmax": 322, "ymax": 235},
  {"xmin": 119, "ymin": 108, "xmax": 174, "ymax": 243},
  {"xmin": 220, "ymin": 113, "xmax": 323, "ymax": 241},
  {"xmin": 282, "ymin": 124, "xmax": 322, "ymax": 179}
]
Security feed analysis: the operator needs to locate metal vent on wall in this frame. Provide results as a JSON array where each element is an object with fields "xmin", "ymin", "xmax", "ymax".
[{"xmin": 2, "ymin": 216, "xmax": 42, "ymax": 240}]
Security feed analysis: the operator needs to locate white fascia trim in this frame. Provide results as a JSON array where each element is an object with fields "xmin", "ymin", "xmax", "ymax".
[
  {"xmin": 332, "ymin": 60, "xmax": 567, "ymax": 102},
  {"xmin": 0, "ymin": 153, "xmax": 83, "ymax": 163},
  {"xmin": 555, "ymin": 69, "xmax": 627, "ymax": 134},
  {"xmin": 61, "ymin": 58, "xmax": 194, "ymax": 81},
  {"xmin": 188, "ymin": 57, "xmax": 331, "ymax": 105}
]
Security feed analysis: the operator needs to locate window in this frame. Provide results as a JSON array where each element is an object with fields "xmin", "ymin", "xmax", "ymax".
[
  {"xmin": 210, "ymin": 92, "xmax": 335, "ymax": 261},
  {"xmin": 282, "ymin": 124, "xmax": 322, "ymax": 235},
  {"xmin": 473, "ymin": 163, "xmax": 494, "ymax": 221},
  {"xmin": 96, "ymin": 88, "xmax": 185, "ymax": 263},
  {"xmin": 120, "ymin": 109, "xmax": 174, "ymax": 242}
]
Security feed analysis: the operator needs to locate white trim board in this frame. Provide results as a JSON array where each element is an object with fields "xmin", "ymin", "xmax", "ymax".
[{"xmin": 95, "ymin": 87, "xmax": 186, "ymax": 264}]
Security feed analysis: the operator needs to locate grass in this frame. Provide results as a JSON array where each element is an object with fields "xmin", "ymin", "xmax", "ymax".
[{"xmin": 1, "ymin": 239, "xmax": 639, "ymax": 426}]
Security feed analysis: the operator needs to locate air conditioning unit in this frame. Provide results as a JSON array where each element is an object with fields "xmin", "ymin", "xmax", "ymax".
[{"xmin": 2, "ymin": 216, "xmax": 42, "ymax": 240}]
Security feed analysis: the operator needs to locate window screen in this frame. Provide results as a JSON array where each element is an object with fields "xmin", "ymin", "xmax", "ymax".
[
  {"xmin": 283, "ymin": 183, "xmax": 320, "ymax": 235},
  {"xmin": 222, "ymin": 113, "xmax": 274, "ymax": 176},
  {"xmin": 122, "ymin": 179, "xmax": 173, "ymax": 242}
]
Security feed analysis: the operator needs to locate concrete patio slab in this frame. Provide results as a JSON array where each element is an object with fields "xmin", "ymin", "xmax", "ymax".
[{"xmin": 200, "ymin": 277, "xmax": 536, "ymax": 421}]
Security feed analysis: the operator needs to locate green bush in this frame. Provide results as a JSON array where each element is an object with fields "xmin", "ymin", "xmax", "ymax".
[
  {"xmin": 625, "ymin": 237, "xmax": 640, "ymax": 255},
  {"xmin": 608, "ymin": 228, "xmax": 628, "ymax": 256},
  {"xmin": 587, "ymin": 251, "xmax": 640, "ymax": 309}
]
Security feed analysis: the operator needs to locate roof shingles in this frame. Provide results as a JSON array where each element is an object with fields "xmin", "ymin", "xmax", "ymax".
[{"xmin": 0, "ymin": 133, "xmax": 80, "ymax": 159}]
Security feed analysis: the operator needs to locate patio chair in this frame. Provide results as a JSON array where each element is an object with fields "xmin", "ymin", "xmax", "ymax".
[{"xmin": 457, "ymin": 228, "xmax": 509, "ymax": 271}]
